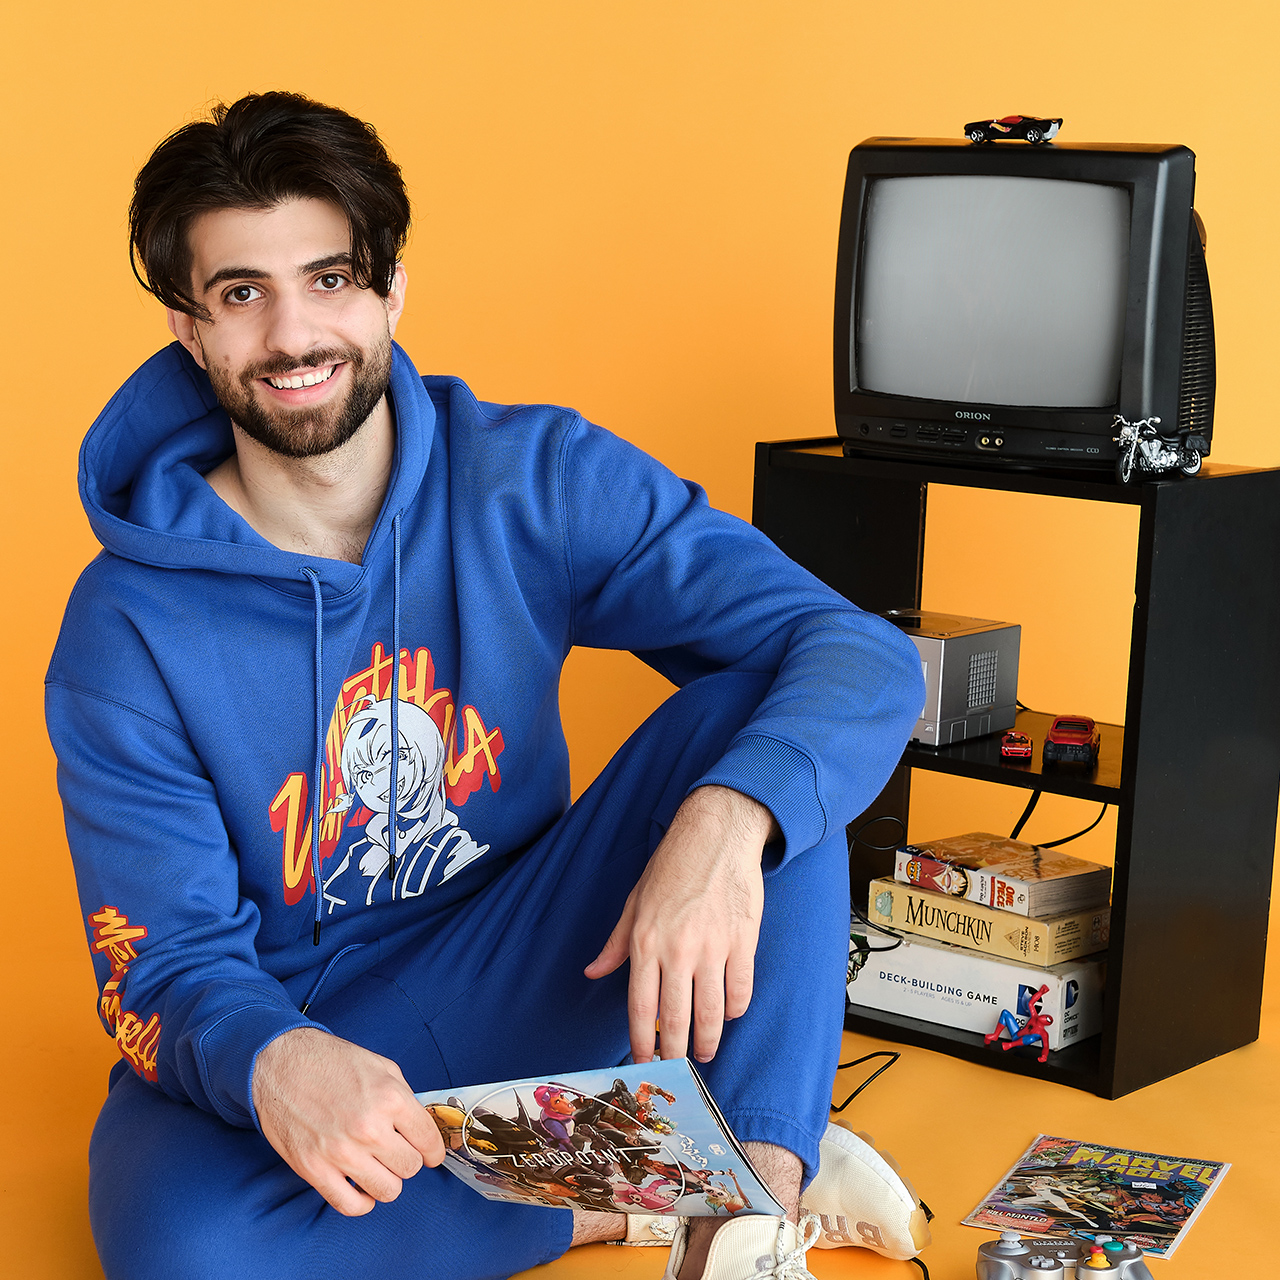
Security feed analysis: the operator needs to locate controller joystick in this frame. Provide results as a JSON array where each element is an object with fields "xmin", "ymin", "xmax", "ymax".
[{"xmin": 976, "ymin": 1234, "xmax": 1155, "ymax": 1280}]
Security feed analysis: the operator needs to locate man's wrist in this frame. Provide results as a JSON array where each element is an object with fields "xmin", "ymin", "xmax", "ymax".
[{"xmin": 685, "ymin": 784, "xmax": 781, "ymax": 846}]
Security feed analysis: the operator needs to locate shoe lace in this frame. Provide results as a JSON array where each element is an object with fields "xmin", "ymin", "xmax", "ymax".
[
  {"xmin": 763, "ymin": 1214, "xmax": 821, "ymax": 1279},
  {"xmin": 646, "ymin": 1218, "xmax": 681, "ymax": 1244}
]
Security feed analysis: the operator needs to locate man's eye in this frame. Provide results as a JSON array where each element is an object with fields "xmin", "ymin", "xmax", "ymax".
[
  {"xmin": 317, "ymin": 274, "xmax": 346, "ymax": 291},
  {"xmin": 227, "ymin": 285, "xmax": 263, "ymax": 304}
]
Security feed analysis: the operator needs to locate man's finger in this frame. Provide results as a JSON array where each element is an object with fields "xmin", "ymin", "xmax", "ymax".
[
  {"xmin": 313, "ymin": 1168, "xmax": 378, "ymax": 1217},
  {"xmin": 374, "ymin": 1133, "xmax": 426, "ymax": 1181},
  {"xmin": 691, "ymin": 962, "xmax": 727, "ymax": 1063},
  {"xmin": 584, "ymin": 892, "xmax": 637, "ymax": 980},
  {"xmin": 656, "ymin": 966, "xmax": 693, "ymax": 1062},
  {"xmin": 392, "ymin": 1096, "xmax": 447, "ymax": 1168},
  {"xmin": 628, "ymin": 957, "xmax": 661, "ymax": 1062},
  {"xmin": 724, "ymin": 944, "xmax": 756, "ymax": 1021},
  {"xmin": 346, "ymin": 1154, "xmax": 405, "ymax": 1204}
]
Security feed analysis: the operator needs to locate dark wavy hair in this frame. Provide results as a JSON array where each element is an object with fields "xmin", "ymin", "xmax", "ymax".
[{"xmin": 129, "ymin": 92, "xmax": 411, "ymax": 319}]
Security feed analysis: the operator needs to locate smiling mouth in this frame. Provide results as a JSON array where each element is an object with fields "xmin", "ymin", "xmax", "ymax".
[{"xmin": 264, "ymin": 364, "xmax": 339, "ymax": 390}]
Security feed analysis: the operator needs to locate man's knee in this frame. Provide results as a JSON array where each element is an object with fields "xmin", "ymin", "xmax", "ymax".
[{"xmin": 90, "ymin": 1075, "xmax": 303, "ymax": 1280}]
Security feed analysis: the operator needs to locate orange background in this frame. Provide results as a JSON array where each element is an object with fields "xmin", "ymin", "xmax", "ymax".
[{"xmin": 3, "ymin": 2, "xmax": 1277, "ymax": 1276}]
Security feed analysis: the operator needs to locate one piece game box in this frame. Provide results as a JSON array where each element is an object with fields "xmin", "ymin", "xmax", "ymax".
[
  {"xmin": 415, "ymin": 1057, "xmax": 784, "ymax": 1217},
  {"xmin": 964, "ymin": 1133, "xmax": 1229, "ymax": 1257}
]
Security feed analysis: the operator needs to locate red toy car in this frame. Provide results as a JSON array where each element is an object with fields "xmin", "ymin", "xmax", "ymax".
[
  {"xmin": 1000, "ymin": 730, "xmax": 1033, "ymax": 759},
  {"xmin": 1042, "ymin": 715, "xmax": 1100, "ymax": 765}
]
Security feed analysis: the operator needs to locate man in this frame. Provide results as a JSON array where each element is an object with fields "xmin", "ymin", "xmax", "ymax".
[{"xmin": 47, "ymin": 92, "xmax": 925, "ymax": 1279}]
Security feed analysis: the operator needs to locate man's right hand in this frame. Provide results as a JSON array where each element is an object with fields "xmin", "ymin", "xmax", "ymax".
[{"xmin": 252, "ymin": 1026, "xmax": 445, "ymax": 1215}]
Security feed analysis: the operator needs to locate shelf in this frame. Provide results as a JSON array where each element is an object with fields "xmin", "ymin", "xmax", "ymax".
[
  {"xmin": 763, "ymin": 437, "xmax": 1258, "ymax": 505},
  {"xmin": 902, "ymin": 709, "xmax": 1122, "ymax": 803},
  {"xmin": 755, "ymin": 437, "xmax": 1280, "ymax": 1098},
  {"xmin": 845, "ymin": 1004, "xmax": 1102, "ymax": 1093}
]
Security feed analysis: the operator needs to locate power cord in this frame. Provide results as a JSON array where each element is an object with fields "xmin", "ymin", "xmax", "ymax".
[
  {"xmin": 848, "ymin": 814, "xmax": 908, "ymax": 953},
  {"xmin": 1008, "ymin": 789, "xmax": 1109, "ymax": 847},
  {"xmin": 832, "ymin": 1050, "xmax": 900, "ymax": 1113}
]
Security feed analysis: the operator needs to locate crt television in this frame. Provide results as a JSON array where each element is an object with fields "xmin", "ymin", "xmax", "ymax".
[{"xmin": 834, "ymin": 138, "xmax": 1215, "ymax": 471}]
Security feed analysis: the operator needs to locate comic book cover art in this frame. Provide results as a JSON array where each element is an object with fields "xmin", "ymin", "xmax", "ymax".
[
  {"xmin": 963, "ymin": 1133, "xmax": 1230, "ymax": 1258},
  {"xmin": 415, "ymin": 1058, "xmax": 785, "ymax": 1217}
]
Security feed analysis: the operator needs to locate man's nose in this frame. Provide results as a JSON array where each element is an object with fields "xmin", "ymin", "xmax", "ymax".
[{"xmin": 262, "ymin": 288, "xmax": 324, "ymax": 359}]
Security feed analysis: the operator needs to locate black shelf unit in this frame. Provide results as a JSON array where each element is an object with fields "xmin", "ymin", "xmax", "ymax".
[{"xmin": 752, "ymin": 440, "xmax": 1280, "ymax": 1098}]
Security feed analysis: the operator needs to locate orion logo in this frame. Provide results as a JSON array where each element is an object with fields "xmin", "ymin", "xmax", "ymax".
[{"xmin": 956, "ymin": 411, "xmax": 992, "ymax": 420}]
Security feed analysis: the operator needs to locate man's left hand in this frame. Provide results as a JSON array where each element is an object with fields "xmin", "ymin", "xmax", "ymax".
[{"xmin": 584, "ymin": 784, "xmax": 779, "ymax": 1063}]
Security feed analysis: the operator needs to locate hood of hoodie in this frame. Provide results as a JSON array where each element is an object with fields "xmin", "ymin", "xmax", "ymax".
[{"xmin": 79, "ymin": 339, "xmax": 435, "ymax": 594}]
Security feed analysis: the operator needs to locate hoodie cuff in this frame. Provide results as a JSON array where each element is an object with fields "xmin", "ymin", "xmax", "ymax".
[
  {"xmin": 195, "ymin": 1002, "xmax": 320, "ymax": 1130},
  {"xmin": 691, "ymin": 733, "xmax": 827, "ymax": 869}
]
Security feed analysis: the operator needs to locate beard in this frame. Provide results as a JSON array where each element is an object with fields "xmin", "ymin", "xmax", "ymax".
[{"xmin": 204, "ymin": 332, "xmax": 393, "ymax": 459}]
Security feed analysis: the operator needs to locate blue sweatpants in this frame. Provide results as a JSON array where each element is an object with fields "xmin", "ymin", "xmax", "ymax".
[{"xmin": 88, "ymin": 672, "xmax": 851, "ymax": 1280}]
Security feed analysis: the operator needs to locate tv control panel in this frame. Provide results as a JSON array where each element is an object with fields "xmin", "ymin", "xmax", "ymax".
[{"xmin": 842, "ymin": 417, "xmax": 1114, "ymax": 468}]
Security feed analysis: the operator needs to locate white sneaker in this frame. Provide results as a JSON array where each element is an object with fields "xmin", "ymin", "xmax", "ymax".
[
  {"xmin": 800, "ymin": 1121, "xmax": 932, "ymax": 1261},
  {"xmin": 662, "ymin": 1213, "xmax": 820, "ymax": 1280}
]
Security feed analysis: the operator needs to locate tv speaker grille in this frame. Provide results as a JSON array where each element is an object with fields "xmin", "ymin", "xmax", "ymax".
[{"xmin": 1177, "ymin": 222, "xmax": 1216, "ymax": 439}]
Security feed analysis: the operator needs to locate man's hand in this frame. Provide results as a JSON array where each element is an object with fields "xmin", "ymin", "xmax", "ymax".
[
  {"xmin": 584, "ymin": 785, "xmax": 779, "ymax": 1064},
  {"xmin": 252, "ymin": 1026, "xmax": 445, "ymax": 1215}
]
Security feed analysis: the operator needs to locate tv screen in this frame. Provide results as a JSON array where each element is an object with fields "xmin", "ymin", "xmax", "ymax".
[{"xmin": 854, "ymin": 175, "xmax": 1132, "ymax": 409}]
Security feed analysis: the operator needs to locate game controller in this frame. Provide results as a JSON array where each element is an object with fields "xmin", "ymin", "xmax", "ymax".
[{"xmin": 977, "ymin": 1232, "xmax": 1154, "ymax": 1280}]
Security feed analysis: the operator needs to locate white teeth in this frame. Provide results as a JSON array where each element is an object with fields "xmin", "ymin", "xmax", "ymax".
[{"xmin": 268, "ymin": 365, "xmax": 335, "ymax": 390}]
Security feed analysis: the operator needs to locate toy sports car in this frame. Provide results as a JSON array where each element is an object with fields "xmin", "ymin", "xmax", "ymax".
[
  {"xmin": 1000, "ymin": 730, "xmax": 1033, "ymax": 759},
  {"xmin": 1042, "ymin": 715, "xmax": 1100, "ymax": 765},
  {"xmin": 964, "ymin": 115, "xmax": 1062, "ymax": 145}
]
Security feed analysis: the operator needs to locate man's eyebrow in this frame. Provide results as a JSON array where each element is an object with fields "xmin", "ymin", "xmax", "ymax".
[
  {"xmin": 202, "ymin": 265, "xmax": 270, "ymax": 293},
  {"xmin": 200, "ymin": 254, "xmax": 354, "ymax": 294},
  {"xmin": 298, "ymin": 253, "xmax": 354, "ymax": 275}
]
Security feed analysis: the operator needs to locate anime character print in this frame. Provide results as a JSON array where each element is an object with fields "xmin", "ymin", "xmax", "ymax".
[
  {"xmin": 325, "ymin": 696, "xmax": 490, "ymax": 907},
  {"xmin": 269, "ymin": 642, "xmax": 503, "ymax": 916}
]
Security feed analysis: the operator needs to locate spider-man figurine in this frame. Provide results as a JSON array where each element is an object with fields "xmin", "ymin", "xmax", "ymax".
[{"xmin": 985, "ymin": 983, "xmax": 1054, "ymax": 1063}]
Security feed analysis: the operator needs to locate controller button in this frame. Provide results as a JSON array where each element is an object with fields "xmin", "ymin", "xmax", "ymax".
[{"xmin": 1103, "ymin": 1242, "xmax": 1124, "ymax": 1253}]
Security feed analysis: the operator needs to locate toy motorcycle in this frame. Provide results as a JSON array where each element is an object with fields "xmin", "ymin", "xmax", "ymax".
[{"xmin": 1112, "ymin": 415, "xmax": 1207, "ymax": 485}]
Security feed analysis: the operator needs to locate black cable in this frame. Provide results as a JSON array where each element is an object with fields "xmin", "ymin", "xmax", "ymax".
[
  {"xmin": 911, "ymin": 1256, "xmax": 931, "ymax": 1279},
  {"xmin": 1009, "ymin": 789, "xmax": 1041, "ymax": 840},
  {"xmin": 1039, "ymin": 802, "xmax": 1109, "ymax": 848},
  {"xmin": 832, "ymin": 1050, "xmax": 900, "ymax": 1113},
  {"xmin": 850, "ymin": 899, "xmax": 904, "ymax": 953},
  {"xmin": 849, "ymin": 813, "xmax": 907, "ymax": 851},
  {"xmin": 847, "ymin": 813, "xmax": 909, "ymax": 953}
]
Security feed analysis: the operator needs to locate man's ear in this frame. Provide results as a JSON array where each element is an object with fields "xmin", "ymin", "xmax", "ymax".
[
  {"xmin": 385, "ymin": 263, "xmax": 408, "ymax": 338},
  {"xmin": 166, "ymin": 308, "xmax": 207, "ymax": 369}
]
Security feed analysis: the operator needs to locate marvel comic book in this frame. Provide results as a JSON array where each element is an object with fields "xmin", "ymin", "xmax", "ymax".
[
  {"xmin": 415, "ymin": 1057, "xmax": 785, "ymax": 1217},
  {"xmin": 963, "ymin": 1133, "xmax": 1229, "ymax": 1257}
]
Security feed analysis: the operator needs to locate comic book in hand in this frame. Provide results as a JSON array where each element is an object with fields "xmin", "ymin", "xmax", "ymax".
[
  {"xmin": 415, "ymin": 1057, "xmax": 785, "ymax": 1217},
  {"xmin": 963, "ymin": 1133, "xmax": 1229, "ymax": 1258}
]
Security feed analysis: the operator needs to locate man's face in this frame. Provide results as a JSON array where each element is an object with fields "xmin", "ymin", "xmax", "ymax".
[{"xmin": 168, "ymin": 198, "xmax": 406, "ymax": 458}]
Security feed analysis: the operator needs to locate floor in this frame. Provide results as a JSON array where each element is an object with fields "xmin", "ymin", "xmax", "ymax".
[
  {"xmin": 519, "ymin": 1009, "xmax": 1278, "ymax": 1278},
  {"xmin": 6, "ymin": 895, "xmax": 1275, "ymax": 1278}
]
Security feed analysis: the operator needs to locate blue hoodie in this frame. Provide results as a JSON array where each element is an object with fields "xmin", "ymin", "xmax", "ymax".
[{"xmin": 46, "ymin": 341, "xmax": 924, "ymax": 1132}]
